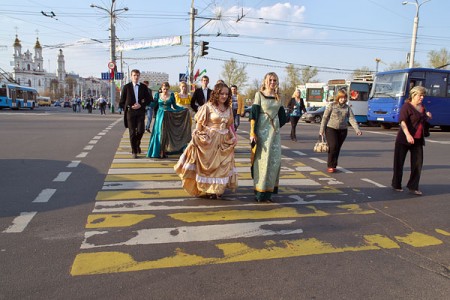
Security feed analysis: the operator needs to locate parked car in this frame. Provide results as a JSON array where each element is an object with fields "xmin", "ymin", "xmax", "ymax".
[
  {"xmin": 63, "ymin": 101, "xmax": 71, "ymax": 108},
  {"xmin": 53, "ymin": 101, "xmax": 61, "ymax": 107},
  {"xmin": 243, "ymin": 106, "xmax": 251, "ymax": 117},
  {"xmin": 301, "ymin": 106, "xmax": 326, "ymax": 123}
]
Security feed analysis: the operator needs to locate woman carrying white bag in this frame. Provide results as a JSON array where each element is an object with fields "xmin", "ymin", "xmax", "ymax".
[{"xmin": 319, "ymin": 89, "xmax": 362, "ymax": 173}]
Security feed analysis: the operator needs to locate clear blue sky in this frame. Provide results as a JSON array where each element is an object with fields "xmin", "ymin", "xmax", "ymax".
[{"xmin": 1, "ymin": 0, "xmax": 450, "ymax": 89}]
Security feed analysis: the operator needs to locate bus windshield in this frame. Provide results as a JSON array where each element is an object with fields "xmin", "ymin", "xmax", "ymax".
[{"xmin": 370, "ymin": 72, "xmax": 407, "ymax": 98}]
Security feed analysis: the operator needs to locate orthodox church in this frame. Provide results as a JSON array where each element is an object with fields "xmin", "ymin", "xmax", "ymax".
[{"xmin": 12, "ymin": 35, "xmax": 66, "ymax": 94}]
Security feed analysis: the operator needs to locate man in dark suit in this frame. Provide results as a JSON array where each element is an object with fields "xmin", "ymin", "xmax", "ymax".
[
  {"xmin": 190, "ymin": 75, "xmax": 212, "ymax": 113},
  {"xmin": 119, "ymin": 69, "xmax": 152, "ymax": 158}
]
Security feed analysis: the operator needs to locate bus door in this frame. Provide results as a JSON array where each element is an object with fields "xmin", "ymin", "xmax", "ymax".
[
  {"xmin": 348, "ymin": 82, "xmax": 371, "ymax": 123},
  {"xmin": 11, "ymin": 88, "xmax": 17, "ymax": 108},
  {"xmin": 421, "ymin": 72, "xmax": 449, "ymax": 126}
]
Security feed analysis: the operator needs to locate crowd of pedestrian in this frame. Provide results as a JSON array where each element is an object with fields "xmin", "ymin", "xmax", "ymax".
[{"xmin": 117, "ymin": 69, "xmax": 431, "ymax": 200}]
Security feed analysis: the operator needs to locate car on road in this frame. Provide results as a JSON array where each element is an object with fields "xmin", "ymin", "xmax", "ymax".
[
  {"xmin": 301, "ymin": 106, "xmax": 326, "ymax": 123},
  {"xmin": 63, "ymin": 101, "xmax": 71, "ymax": 108},
  {"xmin": 53, "ymin": 101, "xmax": 61, "ymax": 107},
  {"xmin": 243, "ymin": 106, "xmax": 252, "ymax": 117}
]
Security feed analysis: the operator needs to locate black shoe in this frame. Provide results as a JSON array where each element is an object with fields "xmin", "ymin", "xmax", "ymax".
[
  {"xmin": 146, "ymin": 129, "xmax": 151, "ymax": 133},
  {"xmin": 132, "ymin": 153, "xmax": 138, "ymax": 159}
]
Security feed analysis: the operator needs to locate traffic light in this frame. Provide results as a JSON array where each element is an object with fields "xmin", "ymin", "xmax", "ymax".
[{"xmin": 200, "ymin": 41, "xmax": 209, "ymax": 56}]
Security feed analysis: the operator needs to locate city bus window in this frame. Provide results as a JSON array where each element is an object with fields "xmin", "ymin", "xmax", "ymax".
[{"xmin": 425, "ymin": 72, "xmax": 446, "ymax": 97}]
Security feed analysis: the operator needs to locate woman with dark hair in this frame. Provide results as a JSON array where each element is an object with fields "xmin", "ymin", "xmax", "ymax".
[
  {"xmin": 147, "ymin": 82, "xmax": 191, "ymax": 158},
  {"xmin": 174, "ymin": 82, "xmax": 238, "ymax": 199},
  {"xmin": 319, "ymin": 89, "xmax": 362, "ymax": 173},
  {"xmin": 250, "ymin": 72, "xmax": 288, "ymax": 202},
  {"xmin": 392, "ymin": 86, "xmax": 432, "ymax": 195},
  {"xmin": 287, "ymin": 89, "xmax": 306, "ymax": 141}
]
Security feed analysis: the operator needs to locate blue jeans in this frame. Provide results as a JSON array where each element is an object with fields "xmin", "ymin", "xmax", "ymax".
[{"xmin": 145, "ymin": 108, "xmax": 153, "ymax": 131}]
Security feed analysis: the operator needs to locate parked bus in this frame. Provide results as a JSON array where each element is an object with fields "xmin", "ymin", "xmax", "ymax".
[
  {"xmin": 327, "ymin": 76, "xmax": 373, "ymax": 123},
  {"xmin": 298, "ymin": 82, "xmax": 327, "ymax": 108},
  {"xmin": 0, "ymin": 82, "xmax": 38, "ymax": 110},
  {"xmin": 367, "ymin": 68, "xmax": 450, "ymax": 131}
]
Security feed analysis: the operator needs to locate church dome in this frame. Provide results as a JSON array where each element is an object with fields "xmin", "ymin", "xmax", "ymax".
[
  {"xmin": 13, "ymin": 35, "xmax": 21, "ymax": 47},
  {"xmin": 34, "ymin": 38, "xmax": 42, "ymax": 49}
]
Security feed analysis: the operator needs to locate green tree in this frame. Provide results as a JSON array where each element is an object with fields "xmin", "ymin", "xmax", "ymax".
[
  {"xmin": 282, "ymin": 64, "xmax": 301, "ymax": 105},
  {"xmin": 428, "ymin": 48, "xmax": 450, "ymax": 69},
  {"xmin": 220, "ymin": 58, "xmax": 249, "ymax": 88},
  {"xmin": 65, "ymin": 76, "xmax": 77, "ymax": 97}
]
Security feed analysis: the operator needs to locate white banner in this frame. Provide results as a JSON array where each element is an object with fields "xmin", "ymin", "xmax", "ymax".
[{"xmin": 117, "ymin": 36, "xmax": 182, "ymax": 51}]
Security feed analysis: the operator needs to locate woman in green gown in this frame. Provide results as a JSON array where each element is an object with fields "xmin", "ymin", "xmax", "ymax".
[{"xmin": 250, "ymin": 72, "xmax": 287, "ymax": 202}]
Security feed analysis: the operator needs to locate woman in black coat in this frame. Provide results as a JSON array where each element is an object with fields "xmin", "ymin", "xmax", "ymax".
[{"xmin": 287, "ymin": 89, "xmax": 306, "ymax": 141}]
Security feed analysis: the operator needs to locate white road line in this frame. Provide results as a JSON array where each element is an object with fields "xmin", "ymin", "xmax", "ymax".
[
  {"xmin": 67, "ymin": 160, "xmax": 81, "ymax": 168},
  {"xmin": 361, "ymin": 178, "xmax": 386, "ymax": 188},
  {"xmin": 336, "ymin": 167, "xmax": 353, "ymax": 174},
  {"xmin": 102, "ymin": 178, "xmax": 320, "ymax": 190},
  {"xmin": 295, "ymin": 166, "xmax": 317, "ymax": 172},
  {"xmin": 76, "ymin": 152, "xmax": 88, "ymax": 158},
  {"xmin": 33, "ymin": 188, "xmax": 56, "ymax": 203},
  {"xmin": 80, "ymin": 220, "xmax": 303, "ymax": 249},
  {"xmin": 293, "ymin": 151, "xmax": 307, "ymax": 156},
  {"xmin": 93, "ymin": 198, "xmax": 342, "ymax": 213},
  {"xmin": 107, "ymin": 166, "xmax": 250, "ymax": 174},
  {"xmin": 84, "ymin": 145, "xmax": 94, "ymax": 150},
  {"xmin": 98, "ymin": 132, "xmax": 106, "ymax": 135},
  {"xmin": 310, "ymin": 157, "xmax": 327, "ymax": 164},
  {"xmin": 88, "ymin": 140, "xmax": 98, "ymax": 145},
  {"xmin": 92, "ymin": 136, "xmax": 102, "ymax": 140},
  {"xmin": 3, "ymin": 212, "xmax": 37, "ymax": 233},
  {"xmin": 53, "ymin": 172, "xmax": 71, "ymax": 182}
]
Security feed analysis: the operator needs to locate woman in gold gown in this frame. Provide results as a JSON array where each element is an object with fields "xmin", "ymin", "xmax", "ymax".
[{"xmin": 174, "ymin": 82, "xmax": 238, "ymax": 198}]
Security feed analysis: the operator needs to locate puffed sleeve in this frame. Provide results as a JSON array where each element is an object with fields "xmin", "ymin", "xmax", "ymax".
[{"xmin": 194, "ymin": 103, "xmax": 209, "ymax": 129}]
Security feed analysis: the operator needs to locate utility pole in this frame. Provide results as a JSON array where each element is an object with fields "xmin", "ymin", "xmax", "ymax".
[
  {"xmin": 402, "ymin": 0, "xmax": 431, "ymax": 68},
  {"xmin": 189, "ymin": 0, "xmax": 196, "ymax": 91},
  {"xmin": 90, "ymin": 0, "xmax": 128, "ymax": 112}
]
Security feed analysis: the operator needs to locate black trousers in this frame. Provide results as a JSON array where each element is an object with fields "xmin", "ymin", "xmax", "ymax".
[
  {"xmin": 290, "ymin": 116, "xmax": 301, "ymax": 140},
  {"xmin": 325, "ymin": 127, "xmax": 347, "ymax": 168},
  {"xmin": 126, "ymin": 109, "xmax": 145, "ymax": 154},
  {"xmin": 392, "ymin": 141, "xmax": 423, "ymax": 190}
]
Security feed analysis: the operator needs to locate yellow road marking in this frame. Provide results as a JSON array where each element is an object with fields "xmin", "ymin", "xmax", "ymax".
[
  {"xmin": 435, "ymin": 229, "xmax": 450, "ymax": 236},
  {"xmin": 168, "ymin": 205, "xmax": 375, "ymax": 223},
  {"xmin": 111, "ymin": 163, "xmax": 175, "ymax": 168},
  {"xmin": 394, "ymin": 232, "xmax": 443, "ymax": 247},
  {"xmin": 71, "ymin": 231, "xmax": 442, "ymax": 275},
  {"xmin": 86, "ymin": 214, "xmax": 155, "ymax": 228}
]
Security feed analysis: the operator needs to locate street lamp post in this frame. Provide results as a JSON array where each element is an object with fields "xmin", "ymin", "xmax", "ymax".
[
  {"xmin": 90, "ymin": 0, "xmax": 128, "ymax": 112},
  {"xmin": 402, "ymin": 0, "xmax": 431, "ymax": 68}
]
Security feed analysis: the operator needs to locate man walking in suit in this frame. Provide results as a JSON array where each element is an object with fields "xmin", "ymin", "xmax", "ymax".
[
  {"xmin": 190, "ymin": 75, "xmax": 212, "ymax": 113},
  {"xmin": 119, "ymin": 69, "xmax": 152, "ymax": 158}
]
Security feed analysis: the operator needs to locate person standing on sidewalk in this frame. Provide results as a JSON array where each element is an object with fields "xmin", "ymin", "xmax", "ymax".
[
  {"xmin": 319, "ymin": 89, "xmax": 362, "ymax": 173},
  {"xmin": 119, "ymin": 69, "xmax": 152, "ymax": 158},
  {"xmin": 190, "ymin": 75, "xmax": 212, "ymax": 113}
]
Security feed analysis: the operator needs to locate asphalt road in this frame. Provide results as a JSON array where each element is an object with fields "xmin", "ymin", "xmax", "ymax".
[{"xmin": 0, "ymin": 106, "xmax": 449, "ymax": 300}]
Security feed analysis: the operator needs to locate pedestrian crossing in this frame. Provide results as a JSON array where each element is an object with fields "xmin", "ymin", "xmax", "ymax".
[{"xmin": 70, "ymin": 130, "xmax": 447, "ymax": 276}]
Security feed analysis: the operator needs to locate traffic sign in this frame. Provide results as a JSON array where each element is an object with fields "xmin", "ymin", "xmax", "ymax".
[{"xmin": 108, "ymin": 61, "xmax": 116, "ymax": 70}]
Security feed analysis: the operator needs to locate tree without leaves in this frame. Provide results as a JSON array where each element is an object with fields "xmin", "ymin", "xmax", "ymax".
[
  {"xmin": 428, "ymin": 48, "xmax": 450, "ymax": 69},
  {"xmin": 300, "ymin": 66, "xmax": 319, "ymax": 84},
  {"xmin": 220, "ymin": 58, "xmax": 249, "ymax": 89}
]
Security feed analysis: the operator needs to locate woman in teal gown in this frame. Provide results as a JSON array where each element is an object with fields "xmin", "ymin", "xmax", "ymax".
[
  {"xmin": 147, "ymin": 82, "xmax": 191, "ymax": 158},
  {"xmin": 249, "ymin": 72, "xmax": 287, "ymax": 202}
]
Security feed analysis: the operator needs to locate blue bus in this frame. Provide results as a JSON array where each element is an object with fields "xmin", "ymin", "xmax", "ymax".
[
  {"xmin": 0, "ymin": 82, "xmax": 38, "ymax": 110},
  {"xmin": 367, "ymin": 68, "xmax": 450, "ymax": 131}
]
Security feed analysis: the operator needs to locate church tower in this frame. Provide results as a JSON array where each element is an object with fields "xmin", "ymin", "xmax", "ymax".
[
  {"xmin": 13, "ymin": 35, "xmax": 22, "ymax": 71},
  {"xmin": 57, "ymin": 49, "xmax": 66, "ymax": 83},
  {"xmin": 34, "ymin": 38, "xmax": 43, "ymax": 72}
]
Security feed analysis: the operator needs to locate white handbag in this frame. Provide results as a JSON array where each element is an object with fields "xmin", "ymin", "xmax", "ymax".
[{"xmin": 313, "ymin": 135, "xmax": 329, "ymax": 153}]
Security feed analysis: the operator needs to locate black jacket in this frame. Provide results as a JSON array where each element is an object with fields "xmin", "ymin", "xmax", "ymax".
[{"xmin": 190, "ymin": 87, "xmax": 212, "ymax": 112}]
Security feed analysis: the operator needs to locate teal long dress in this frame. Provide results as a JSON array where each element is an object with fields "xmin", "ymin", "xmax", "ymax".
[
  {"xmin": 147, "ymin": 92, "xmax": 191, "ymax": 158},
  {"xmin": 250, "ymin": 92, "xmax": 287, "ymax": 201}
]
